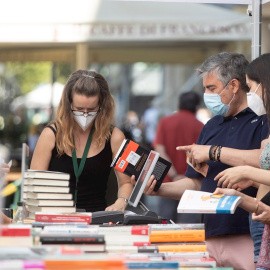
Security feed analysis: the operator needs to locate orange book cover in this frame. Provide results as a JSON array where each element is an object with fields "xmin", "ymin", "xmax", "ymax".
[
  {"xmin": 157, "ymin": 243, "xmax": 207, "ymax": 253},
  {"xmin": 149, "ymin": 230, "xmax": 205, "ymax": 242},
  {"xmin": 45, "ymin": 259, "xmax": 126, "ymax": 270}
]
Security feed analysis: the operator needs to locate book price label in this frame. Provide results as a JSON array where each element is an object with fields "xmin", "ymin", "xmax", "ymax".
[{"xmin": 126, "ymin": 151, "xmax": 140, "ymax": 166}]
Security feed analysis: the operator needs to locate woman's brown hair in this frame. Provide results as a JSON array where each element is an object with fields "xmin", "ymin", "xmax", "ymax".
[{"xmin": 52, "ymin": 70, "xmax": 115, "ymax": 156}]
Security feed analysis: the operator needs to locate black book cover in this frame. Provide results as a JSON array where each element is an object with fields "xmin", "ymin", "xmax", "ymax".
[
  {"xmin": 39, "ymin": 234, "xmax": 105, "ymax": 245},
  {"xmin": 111, "ymin": 139, "xmax": 171, "ymax": 191}
]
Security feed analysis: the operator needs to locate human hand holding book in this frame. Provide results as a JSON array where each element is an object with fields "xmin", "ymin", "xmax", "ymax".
[
  {"xmin": 186, "ymin": 152, "xmax": 209, "ymax": 177},
  {"xmin": 177, "ymin": 189, "xmax": 242, "ymax": 214},
  {"xmin": 111, "ymin": 139, "xmax": 171, "ymax": 192}
]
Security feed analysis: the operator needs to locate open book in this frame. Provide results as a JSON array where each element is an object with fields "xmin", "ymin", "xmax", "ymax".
[
  {"xmin": 177, "ymin": 190, "xmax": 242, "ymax": 214},
  {"xmin": 111, "ymin": 139, "xmax": 171, "ymax": 191}
]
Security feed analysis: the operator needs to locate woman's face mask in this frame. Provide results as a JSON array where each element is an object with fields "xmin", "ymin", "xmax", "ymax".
[
  {"xmin": 247, "ymin": 83, "xmax": 266, "ymax": 116},
  {"xmin": 73, "ymin": 113, "xmax": 97, "ymax": 131},
  {"xmin": 203, "ymin": 83, "xmax": 235, "ymax": 116},
  {"xmin": 71, "ymin": 106, "xmax": 99, "ymax": 131}
]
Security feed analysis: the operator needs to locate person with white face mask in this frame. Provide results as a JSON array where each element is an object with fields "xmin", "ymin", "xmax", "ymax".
[
  {"xmin": 71, "ymin": 106, "xmax": 99, "ymax": 131},
  {"xmin": 138, "ymin": 52, "xmax": 269, "ymax": 270},
  {"xmin": 247, "ymin": 83, "xmax": 266, "ymax": 116},
  {"xmin": 30, "ymin": 70, "xmax": 133, "ymax": 213}
]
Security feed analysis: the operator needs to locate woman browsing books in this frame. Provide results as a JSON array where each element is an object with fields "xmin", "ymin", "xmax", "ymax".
[
  {"xmin": 214, "ymin": 53, "xmax": 270, "ymax": 270},
  {"xmin": 30, "ymin": 70, "xmax": 133, "ymax": 213}
]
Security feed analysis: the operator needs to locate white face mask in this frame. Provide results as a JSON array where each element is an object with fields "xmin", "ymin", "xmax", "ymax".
[
  {"xmin": 73, "ymin": 109, "xmax": 98, "ymax": 131},
  {"xmin": 247, "ymin": 83, "xmax": 266, "ymax": 116}
]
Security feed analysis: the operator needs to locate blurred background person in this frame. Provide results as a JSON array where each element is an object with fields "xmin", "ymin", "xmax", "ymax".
[
  {"xmin": 121, "ymin": 110, "xmax": 143, "ymax": 144},
  {"xmin": 145, "ymin": 91, "xmax": 204, "ymax": 222},
  {"xmin": 141, "ymin": 99, "xmax": 161, "ymax": 150}
]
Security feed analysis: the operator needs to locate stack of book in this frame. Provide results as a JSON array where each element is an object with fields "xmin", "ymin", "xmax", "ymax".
[
  {"xmin": 98, "ymin": 225, "xmax": 150, "ymax": 248},
  {"xmin": 23, "ymin": 170, "xmax": 75, "ymax": 219},
  {"xmin": 149, "ymin": 223, "xmax": 207, "ymax": 253}
]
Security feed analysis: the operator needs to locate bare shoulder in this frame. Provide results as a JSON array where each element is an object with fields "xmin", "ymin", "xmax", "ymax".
[
  {"xmin": 37, "ymin": 125, "xmax": 56, "ymax": 148},
  {"xmin": 110, "ymin": 127, "xmax": 125, "ymax": 154}
]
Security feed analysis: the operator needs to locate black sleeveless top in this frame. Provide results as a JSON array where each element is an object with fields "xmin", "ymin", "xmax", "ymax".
[{"xmin": 47, "ymin": 126, "xmax": 113, "ymax": 212}]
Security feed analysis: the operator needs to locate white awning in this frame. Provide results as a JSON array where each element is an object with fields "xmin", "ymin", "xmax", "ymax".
[{"xmin": 0, "ymin": 0, "xmax": 251, "ymax": 42}]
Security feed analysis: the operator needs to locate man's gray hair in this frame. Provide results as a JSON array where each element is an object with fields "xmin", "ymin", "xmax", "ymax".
[{"xmin": 197, "ymin": 52, "xmax": 249, "ymax": 92}]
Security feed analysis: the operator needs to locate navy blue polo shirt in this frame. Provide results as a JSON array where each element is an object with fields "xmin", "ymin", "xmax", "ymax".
[{"xmin": 185, "ymin": 107, "xmax": 268, "ymax": 238}]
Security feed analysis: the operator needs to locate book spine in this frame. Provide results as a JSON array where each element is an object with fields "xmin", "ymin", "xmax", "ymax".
[
  {"xmin": 131, "ymin": 225, "xmax": 149, "ymax": 235},
  {"xmin": 32, "ymin": 222, "xmax": 89, "ymax": 228},
  {"xmin": 35, "ymin": 214, "xmax": 92, "ymax": 223},
  {"xmin": 149, "ymin": 230, "xmax": 205, "ymax": 242},
  {"xmin": 40, "ymin": 235, "xmax": 105, "ymax": 245},
  {"xmin": 0, "ymin": 228, "xmax": 31, "ymax": 236},
  {"xmin": 98, "ymin": 225, "xmax": 149, "ymax": 235},
  {"xmin": 157, "ymin": 244, "xmax": 207, "ymax": 253},
  {"xmin": 150, "ymin": 224, "xmax": 205, "ymax": 231},
  {"xmin": 126, "ymin": 261, "xmax": 179, "ymax": 269}
]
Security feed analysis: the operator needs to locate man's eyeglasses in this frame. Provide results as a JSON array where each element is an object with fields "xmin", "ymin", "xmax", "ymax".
[{"xmin": 71, "ymin": 108, "xmax": 100, "ymax": 117}]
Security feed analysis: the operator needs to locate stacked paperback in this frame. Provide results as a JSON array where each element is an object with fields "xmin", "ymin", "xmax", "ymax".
[{"xmin": 23, "ymin": 170, "xmax": 75, "ymax": 218}]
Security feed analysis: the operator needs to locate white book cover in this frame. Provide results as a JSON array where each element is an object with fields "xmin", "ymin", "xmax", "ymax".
[
  {"xmin": 27, "ymin": 205, "xmax": 76, "ymax": 213},
  {"xmin": 26, "ymin": 199, "xmax": 74, "ymax": 207},
  {"xmin": 24, "ymin": 178, "xmax": 70, "ymax": 186},
  {"xmin": 177, "ymin": 190, "xmax": 242, "ymax": 214},
  {"xmin": 43, "ymin": 225, "xmax": 99, "ymax": 234},
  {"xmin": 24, "ymin": 170, "xmax": 70, "ymax": 180},
  {"xmin": 24, "ymin": 185, "xmax": 70, "ymax": 193},
  {"xmin": 23, "ymin": 192, "xmax": 73, "ymax": 200}
]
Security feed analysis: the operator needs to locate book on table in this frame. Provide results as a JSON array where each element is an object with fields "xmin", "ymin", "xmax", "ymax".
[
  {"xmin": 149, "ymin": 223, "xmax": 204, "ymax": 231},
  {"xmin": 111, "ymin": 139, "xmax": 171, "ymax": 191},
  {"xmin": 24, "ymin": 170, "xmax": 70, "ymax": 180},
  {"xmin": 39, "ymin": 232, "xmax": 105, "ymax": 245},
  {"xmin": 27, "ymin": 205, "xmax": 76, "ymax": 214},
  {"xmin": 155, "ymin": 242, "xmax": 207, "ymax": 253},
  {"xmin": 23, "ymin": 192, "xmax": 73, "ymax": 200},
  {"xmin": 26, "ymin": 199, "xmax": 75, "ymax": 207},
  {"xmin": 177, "ymin": 190, "xmax": 242, "ymax": 214},
  {"xmin": 23, "ymin": 185, "xmax": 70, "ymax": 193},
  {"xmin": 149, "ymin": 229, "xmax": 205, "ymax": 243},
  {"xmin": 24, "ymin": 178, "xmax": 70, "ymax": 187},
  {"xmin": 34, "ymin": 212, "xmax": 92, "ymax": 224}
]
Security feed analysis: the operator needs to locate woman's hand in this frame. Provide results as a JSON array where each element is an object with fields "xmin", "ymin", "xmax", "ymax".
[
  {"xmin": 105, "ymin": 198, "xmax": 128, "ymax": 212},
  {"xmin": 252, "ymin": 201, "xmax": 270, "ymax": 225},
  {"xmin": 214, "ymin": 166, "xmax": 248, "ymax": 188},
  {"xmin": 213, "ymin": 187, "xmax": 240, "ymax": 197}
]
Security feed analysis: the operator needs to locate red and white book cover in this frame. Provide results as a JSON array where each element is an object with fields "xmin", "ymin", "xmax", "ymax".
[
  {"xmin": 35, "ymin": 212, "xmax": 92, "ymax": 224},
  {"xmin": 0, "ymin": 224, "xmax": 32, "ymax": 236},
  {"xmin": 131, "ymin": 225, "xmax": 149, "ymax": 235}
]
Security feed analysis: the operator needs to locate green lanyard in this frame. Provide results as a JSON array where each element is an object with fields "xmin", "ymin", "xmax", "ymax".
[{"xmin": 72, "ymin": 125, "xmax": 95, "ymax": 203}]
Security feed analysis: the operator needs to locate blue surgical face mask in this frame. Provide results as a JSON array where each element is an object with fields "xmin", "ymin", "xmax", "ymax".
[{"xmin": 203, "ymin": 84, "xmax": 235, "ymax": 116}]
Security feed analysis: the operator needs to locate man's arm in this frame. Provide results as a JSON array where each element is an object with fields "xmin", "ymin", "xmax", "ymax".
[
  {"xmin": 144, "ymin": 175, "xmax": 202, "ymax": 201},
  {"xmin": 177, "ymin": 144, "xmax": 261, "ymax": 168},
  {"xmin": 218, "ymin": 148, "xmax": 261, "ymax": 168}
]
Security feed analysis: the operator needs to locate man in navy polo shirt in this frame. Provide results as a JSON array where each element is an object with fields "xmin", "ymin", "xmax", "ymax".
[{"xmin": 142, "ymin": 52, "xmax": 268, "ymax": 270}]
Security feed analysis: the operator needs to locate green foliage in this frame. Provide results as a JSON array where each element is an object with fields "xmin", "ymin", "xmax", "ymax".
[{"xmin": 5, "ymin": 62, "xmax": 52, "ymax": 95}]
